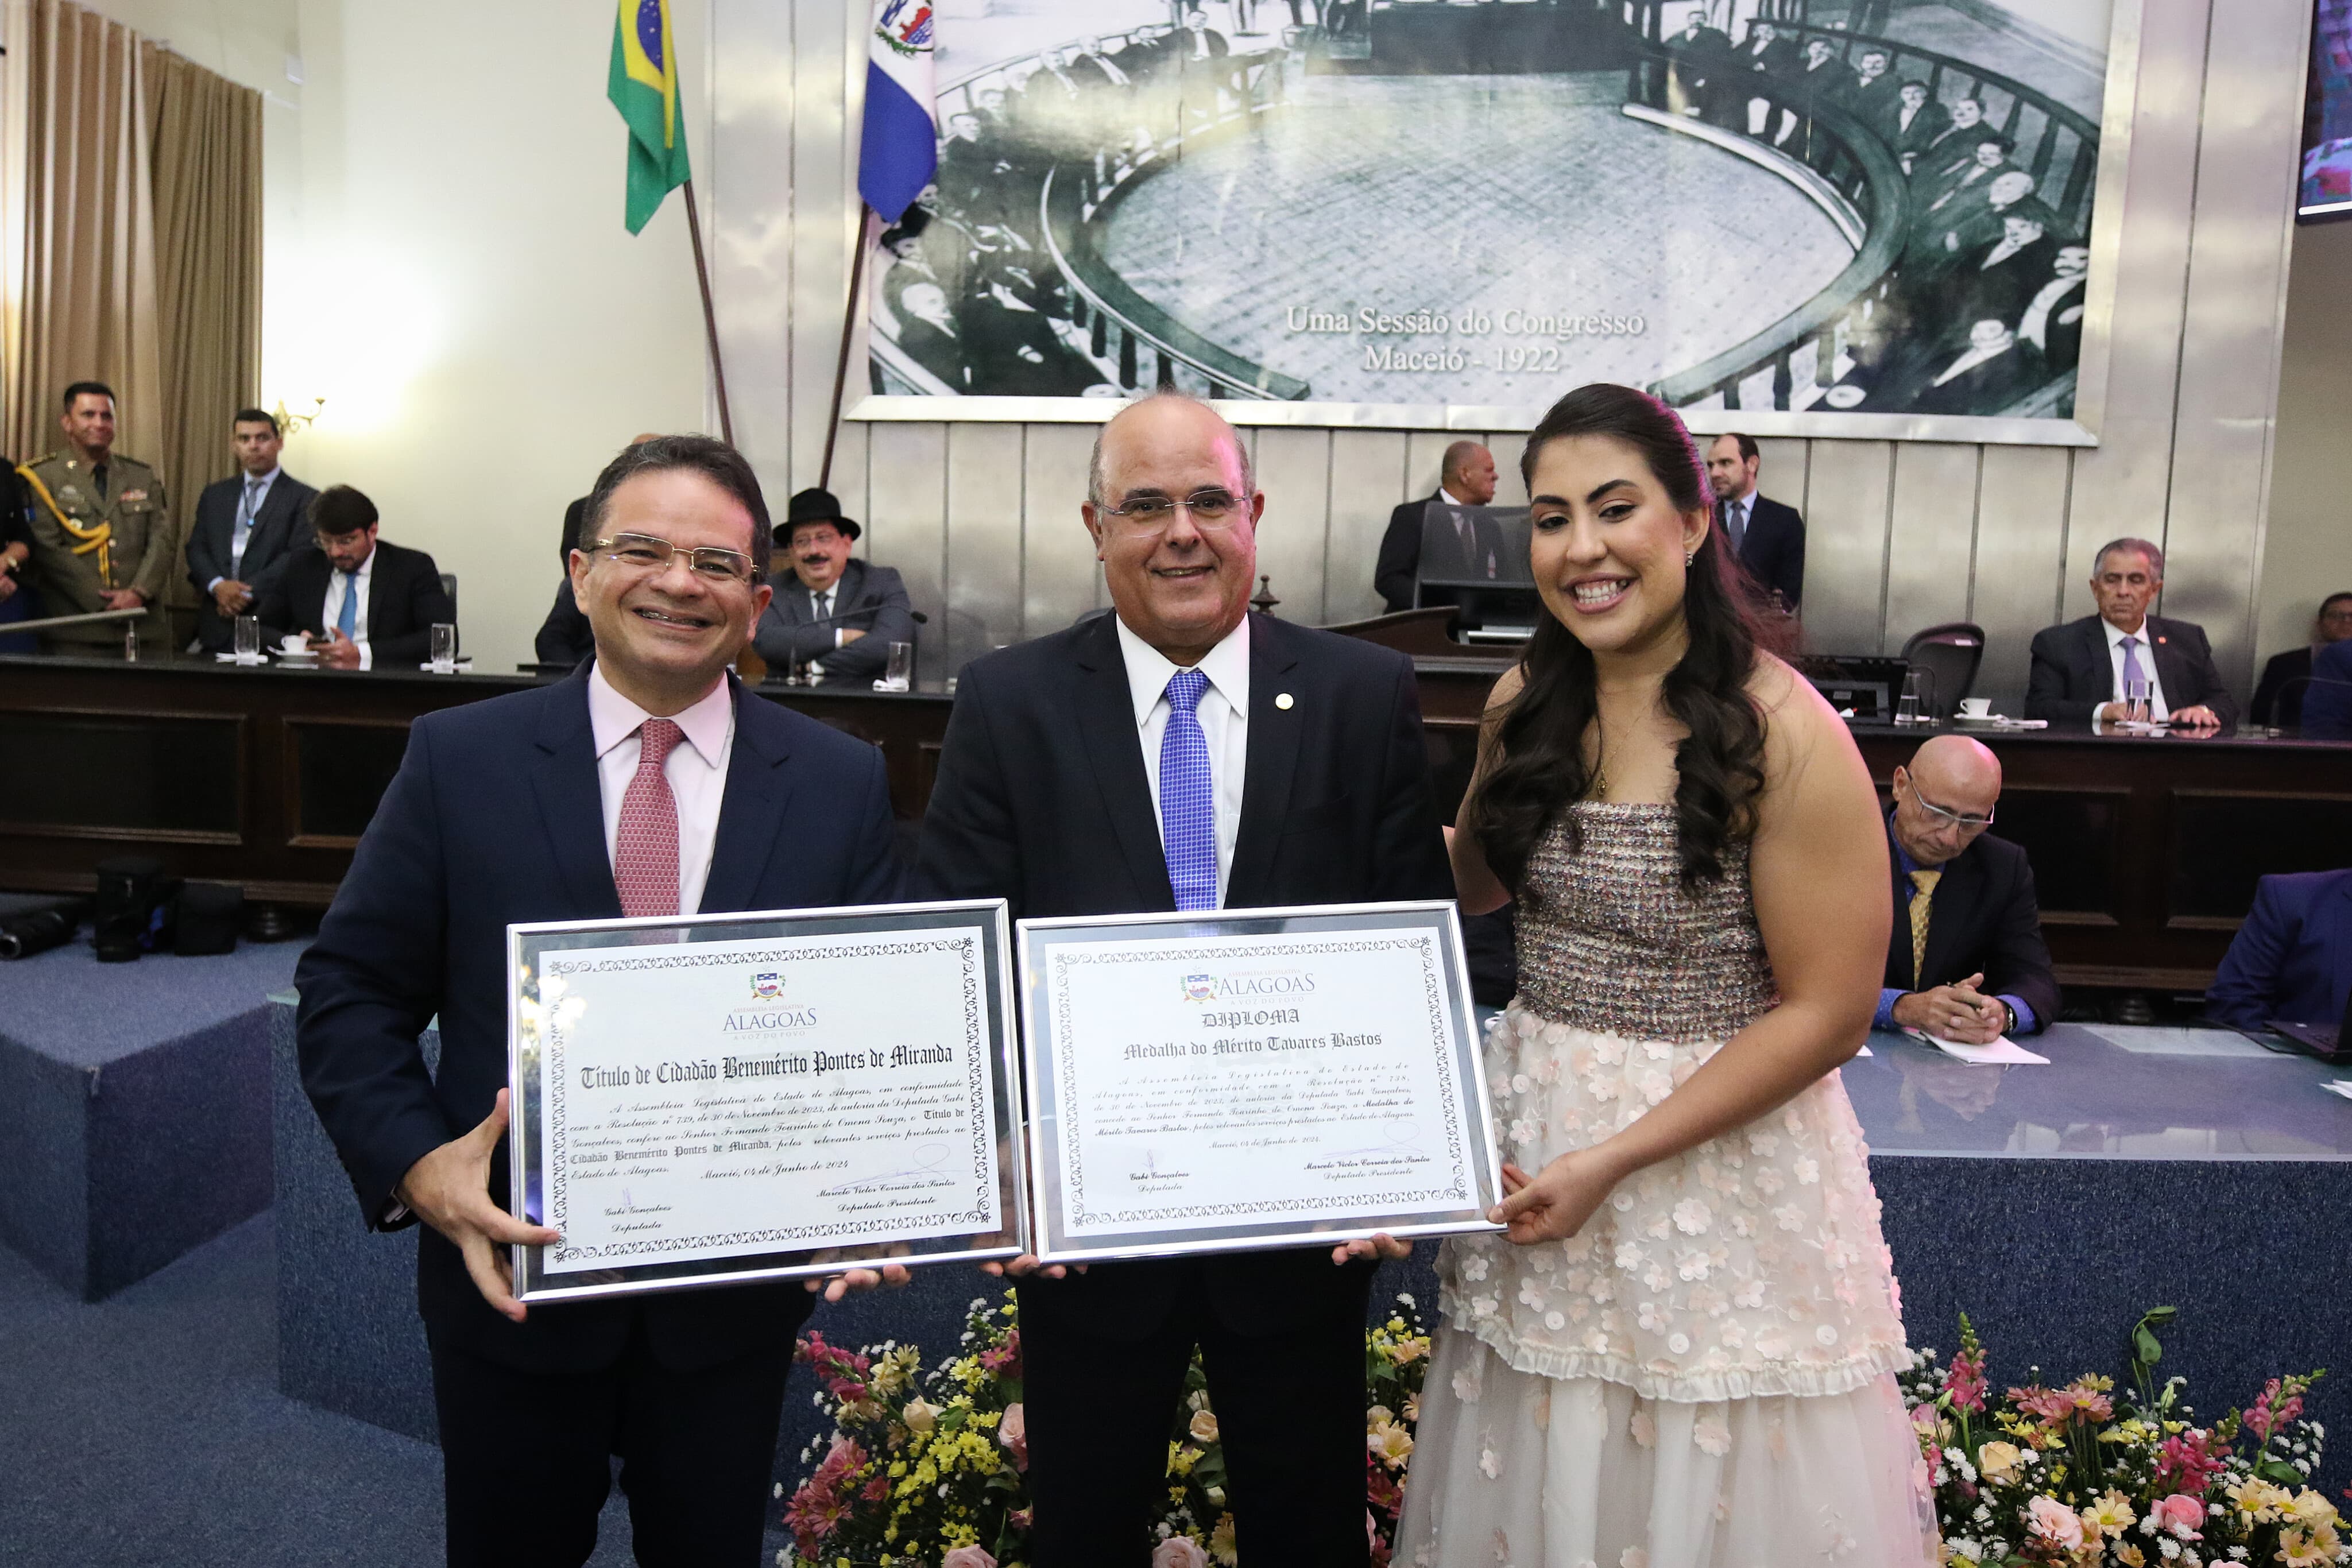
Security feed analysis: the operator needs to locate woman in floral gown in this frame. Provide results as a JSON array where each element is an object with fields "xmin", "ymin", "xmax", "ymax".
[{"xmin": 1396, "ymin": 385, "xmax": 1937, "ymax": 1567}]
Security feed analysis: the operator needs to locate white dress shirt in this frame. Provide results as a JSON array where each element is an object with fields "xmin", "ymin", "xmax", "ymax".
[
  {"xmin": 321, "ymin": 549, "xmax": 377, "ymax": 670},
  {"xmin": 1116, "ymin": 614, "xmax": 1249, "ymax": 909},
  {"xmin": 208, "ymin": 466, "xmax": 282, "ymax": 590},
  {"xmin": 2102, "ymin": 616, "xmax": 2170, "ymax": 721},
  {"xmin": 587, "ymin": 664, "xmax": 736, "ymax": 915}
]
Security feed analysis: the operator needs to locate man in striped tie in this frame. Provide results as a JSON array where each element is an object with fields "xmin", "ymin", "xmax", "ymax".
[
  {"xmin": 296, "ymin": 436, "xmax": 902, "ymax": 1566},
  {"xmin": 918, "ymin": 392, "xmax": 1455, "ymax": 1566}
]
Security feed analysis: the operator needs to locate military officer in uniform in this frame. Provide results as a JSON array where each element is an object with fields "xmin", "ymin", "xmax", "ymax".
[{"xmin": 18, "ymin": 381, "xmax": 174, "ymax": 652}]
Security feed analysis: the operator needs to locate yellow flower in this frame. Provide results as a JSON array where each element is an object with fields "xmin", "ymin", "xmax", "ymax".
[
  {"xmin": 1974, "ymin": 1441, "xmax": 2024, "ymax": 1484},
  {"xmin": 2289, "ymin": 1489, "xmax": 2342, "ymax": 1528},
  {"xmin": 2081, "ymin": 1490, "xmax": 2134, "ymax": 1536},
  {"xmin": 1189, "ymin": 1410, "xmax": 1220, "ymax": 1444},
  {"xmin": 1405, "ymin": 1392, "xmax": 1421, "ymax": 1424},
  {"xmin": 2114, "ymin": 1546, "xmax": 2145, "ymax": 1568},
  {"xmin": 1210, "ymin": 1512, "xmax": 1239, "ymax": 1566},
  {"xmin": 902, "ymin": 1397, "xmax": 941, "ymax": 1435},
  {"xmin": 1170, "ymin": 1445, "xmax": 1200, "ymax": 1477},
  {"xmin": 1368, "ymin": 1419, "xmax": 1415, "ymax": 1469},
  {"xmin": 2280, "ymin": 1526, "xmax": 2336, "ymax": 1568}
]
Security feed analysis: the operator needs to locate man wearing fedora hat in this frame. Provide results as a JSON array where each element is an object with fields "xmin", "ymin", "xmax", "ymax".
[{"xmin": 753, "ymin": 487, "xmax": 917, "ymax": 685}]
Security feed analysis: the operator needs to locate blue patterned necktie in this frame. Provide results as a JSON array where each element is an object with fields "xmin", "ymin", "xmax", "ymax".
[
  {"xmin": 335, "ymin": 572, "xmax": 358, "ymax": 638},
  {"xmin": 1160, "ymin": 668, "xmax": 1217, "ymax": 912}
]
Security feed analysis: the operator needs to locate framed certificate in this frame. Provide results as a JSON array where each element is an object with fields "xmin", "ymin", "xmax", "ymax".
[
  {"xmin": 1016, "ymin": 901, "xmax": 1504, "ymax": 1265},
  {"xmin": 507, "ymin": 899, "xmax": 1025, "ymax": 1302}
]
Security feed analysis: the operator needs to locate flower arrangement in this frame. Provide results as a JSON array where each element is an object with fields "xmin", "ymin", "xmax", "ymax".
[
  {"xmin": 1901, "ymin": 1306, "xmax": 2344, "ymax": 1566},
  {"xmin": 779, "ymin": 1291, "xmax": 1433, "ymax": 1568}
]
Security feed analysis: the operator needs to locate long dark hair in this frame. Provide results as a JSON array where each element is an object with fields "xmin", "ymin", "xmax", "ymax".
[{"xmin": 1472, "ymin": 385, "xmax": 1768, "ymax": 896}]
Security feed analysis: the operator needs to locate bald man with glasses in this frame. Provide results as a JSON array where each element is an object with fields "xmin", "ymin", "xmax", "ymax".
[{"xmin": 1875, "ymin": 734, "xmax": 2060, "ymax": 1042}]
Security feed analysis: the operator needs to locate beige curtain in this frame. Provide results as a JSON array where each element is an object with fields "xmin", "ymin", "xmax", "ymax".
[{"xmin": 2, "ymin": 0, "xmax": 261, "ymax": 619}]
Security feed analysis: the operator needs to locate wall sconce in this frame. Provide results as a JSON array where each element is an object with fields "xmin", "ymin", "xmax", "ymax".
[{"xmin": 270, "ymin": 396, "xmax": 326, "ymax": 435}]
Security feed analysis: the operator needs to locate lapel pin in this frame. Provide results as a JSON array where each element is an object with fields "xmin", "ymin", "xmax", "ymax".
[{"xmin": 1275, "ymin": 692, "xmax": 1294, "ymax": 711}]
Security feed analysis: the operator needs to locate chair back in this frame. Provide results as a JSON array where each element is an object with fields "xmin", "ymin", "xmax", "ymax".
[
  {"xmin": 440, "ymin": 573, "xmax": 458, "ymax": 624},
  {"xmin": 1898, "ymin": 621, "xmax": 1984, "ymax": 721}
]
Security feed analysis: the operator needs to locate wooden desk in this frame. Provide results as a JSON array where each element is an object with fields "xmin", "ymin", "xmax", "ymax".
[{"xmin": 5, "ymin": 647, "xmax": 2347, "ymax": 989}]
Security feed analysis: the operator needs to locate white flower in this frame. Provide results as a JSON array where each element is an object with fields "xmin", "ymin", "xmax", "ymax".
[
  {"xmin": 1621, "ymin": 1549, "xmax": 1650, "ymax": 1568},
  {"xmin": 1672, "ymin": 1198, "xmax": 1712, "ymax": 1234},
  {"xmin": 1693, "ymin": 1415, "xmax": 1731, "ymax": 1455},
  {"xmin": 1542, "ymin": 1021, "xmax": 1572, "ymax": 1047},
  {"xmin": 1480, "ymin": 1446, "xmax": 1500, "ymax": 1479},
  {"xmin": 1533, "ymin": 1055, "xmax": 1560, "ymax": 1085},
  {"xmin": 1773, "ymin": 1204, "xmax": 1806, "ymax": 1233},
  {"xmin": 1519, "ymin": 1279, "xmax": 1548, "ymax": 1310},
  {"xmin": 1638, "ymin": 1300, "xmax": 1669, "ymax": 1334},
  {"xmin": 1510, "ymin": 1074, "xmax": 1533, "ymax": 1096},
  {"xmin": 1615, "ymin": 1241, "xmax": 1643, "ymax": 1272},
  {"xmin": 1593, "ymin": 1037, "xmax": 1626, "ymax": 1065},
  {"xmin": 1545, "ymin": 1309, "xmax": 1565, "ymax": 1330},
  {"xmin": 1793, "ymin": 1157, "xmax": 1820, "ymax": 1185},
  {"xmin": 1628, "ymin": 1409, "xmax": 1657, "ymax": 1447},
  {"xmin": 1453, "ymin": 1364, "xmax": 1483, "ymax": 1402},
  {"xmin": 1639, "ymin": 1071, "xmax": 1673, "ymax": 1105},
  {"xmin": 1668, "ymin": 1332, "xmax": 1692, "ymax": 1354},
  {"xmin": 1642, "ymin": 1264, "xmax": 1670, "ymax": 1293},
  {"xmin": 1748, "ymin": 1131, "xmax": 1779, "ymax": 1156},
  {"xmin": 1754, "ymin": 1167, "xmax": 1786, "ymax": 1197},
  {"xmin": 1461, "ymin": 1251, "xmax": 1490, "ymax": 1283},
  {"xmin": 1676, "ymin": 1249, "xmax": 1712, "ymax": 1282},
  {"xmin": 1734, "ymin": 1277, "xmax": 1767, "ymax": 1309},
  {"xmin": 1509, "ymin": 1117, "xmax": 1541, "ymax": 1146},
  {"xmin": 1471, "ymin": 1293, "xmax": 1499, "ymax": 1319}
]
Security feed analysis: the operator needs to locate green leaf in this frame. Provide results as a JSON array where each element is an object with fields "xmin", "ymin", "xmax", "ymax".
[
  {"xmin": 2259, "ymin": 1459, "xmax": 2304, "ymax": 1485},
  {"xmin": 2133, "ymin": 1327, "xmax": 2162, "ymax": 1366}
]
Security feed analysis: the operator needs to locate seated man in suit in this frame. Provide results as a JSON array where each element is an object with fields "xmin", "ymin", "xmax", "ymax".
[
  {"xmin": 185, "ymin": 408, "xmax": 321, "ymax": 653},
  {"xmin": 752, "ymin": 487, "xmax": 915, "ymax": 685},
  {"xmin": 1704, "ymin": 431, "xmax": 1805, "ymax": 609},
  {"xmin": 2206, "ymin": 868, "xmax": 2352, "ymax": 1030},
  {"xmin": 2025, "ymin": 536, "xmax": 2237, "ymax": 728},
  {"xmin": 296, "ymin": 435, "xmax": 902, "ymax": 1565},
  {"xmin": 1874, "ymin": 735, "xmax": 2060, "ymax": 1042},
  {"xmin": 2250, "ymin": 590, "xmax": 2352, "ymax": 729},
  {"xmin": 533, "ymin": 576, "xmax": 595, "ymax": 668},
  {"xmin": 254, "ymin": 485, "xmax": 456, "ymax": 670},
  {"xmin": 1374, "ymin": 440, "xmax": 1500, "ymax": 615}
]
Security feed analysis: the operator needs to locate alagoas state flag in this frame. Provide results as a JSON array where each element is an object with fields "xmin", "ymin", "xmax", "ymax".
[
  {"xmin": 610, "ymin": 0, "xmax": 689, "ymax": 234},
  {"xmin": 860, "ymin": 0, "xmax": 939, "ymax": 224}
]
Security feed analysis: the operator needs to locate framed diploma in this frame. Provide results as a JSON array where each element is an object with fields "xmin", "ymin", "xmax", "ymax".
[
  {"xmin": 1016, "ymin": 900, "xmax": 1504, "ymax": 1265},
  {"xmin": 506, "ymin": 899, "xmax": 1025, "ymax": 1302}
]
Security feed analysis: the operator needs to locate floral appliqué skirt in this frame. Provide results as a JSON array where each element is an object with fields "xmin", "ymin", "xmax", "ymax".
[{"xmin": 1394, "ymin": 1003, "xmax": 1939, "ymax": 1567}]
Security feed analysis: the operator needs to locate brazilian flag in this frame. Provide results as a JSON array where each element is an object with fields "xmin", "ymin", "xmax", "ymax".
[{"xmin": 610, "ymin": 0, "xmax": 688, "ymax": 233}]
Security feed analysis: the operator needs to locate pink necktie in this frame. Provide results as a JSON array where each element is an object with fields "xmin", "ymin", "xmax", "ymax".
[{"xmin": 614, "ymin": 719, "xmax": 683, "ymax": 917}]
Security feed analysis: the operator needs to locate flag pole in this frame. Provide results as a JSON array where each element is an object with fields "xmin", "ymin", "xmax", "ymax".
[
  {"xmin": 679, "ymin": 178, "xmax": 735, "ymax": 448},
  {"xmin": 819, "ymin": 203, "xmax": 876, "ymax": 490}
]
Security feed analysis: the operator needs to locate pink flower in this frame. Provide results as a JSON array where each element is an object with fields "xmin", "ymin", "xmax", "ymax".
[
  {"xmin": 1941, "ymin": 1348, "xmax": 1987, "ymax": 1414},
  {"xmin": 1008, "ymin": 1508, "xmax": 1034, "ymax": 1534},
  {"xmin": 2244, "ymin": 1377, "xmax": 2306, "ymax": 1442},
  {"xmin": 1152, "ymin": 1538, "xmax": 1209, "ymax": 1568},
  {"xmin": 942, "ymin": 1547, "xmax": 997, "ymax": 1568},
  {"xmin": 980, "ymin": 1328, "xmax": 1023, "ymax": 1378},
  {"xmin": 999, "ymin": 1401, "xmax": 1028, "ymax": 1471},
  {"xmin": 2150, "ymin": 1494, "xmax": 2206, "ymax": 1538},
  {"xmin": 2008, "ymin": 1383, "xmax": 2078, "ymax": 1426},
  {"xmin": 2154, "ymin": 1430, "xmax": 2227, "ymax": 1495},
  {"xmin": 2028, "ymin": 1495, "xmax": 2085, "ymax": 1548}
]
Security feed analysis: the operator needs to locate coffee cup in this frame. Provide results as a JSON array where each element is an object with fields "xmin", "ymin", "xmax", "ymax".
[{"xmin": 1958, "ymin": 698, "xmax": 1993, "ymax": 719}]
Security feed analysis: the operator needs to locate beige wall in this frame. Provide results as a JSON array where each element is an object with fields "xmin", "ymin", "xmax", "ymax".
[{"xmin": 2257, "ymin": 219, "xmax": 2352, "ymax": 667}]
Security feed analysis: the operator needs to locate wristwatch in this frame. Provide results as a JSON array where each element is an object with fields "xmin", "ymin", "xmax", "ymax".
[{"xmin": 1999, "ymin": 1000, "xmax": 2018, "ymax": 1035}]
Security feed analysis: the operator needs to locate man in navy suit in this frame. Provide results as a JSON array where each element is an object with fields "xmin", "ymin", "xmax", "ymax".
[
  {"xmin": 1704, "ymin": 432, "xmax": 1805, "ymax": 609},
  {"xmin": 1374, "ymin": 440, "xmax": 1506, "ymax": 615},
  {"xmin": 253, "ymin": 485, "xmax": 457, "ymax": 669},
  {"xmin": 296, "ymin": 436, "xmax": 901, "ymax": 1567},
  {"xmin": 2025, "ymin": 537, "xmax": 2236, "ymax": 729},
  {"xmin": 183, "ymin": 408, "xmax": 319, "ymax": 653},
  {"xmin": 2206, "ymin": 869, "xmax": 2352, "ymax": 1030},
  {"xmin": 918, "ymin": 393, "xmax": 1452, "ymax": 1566}
]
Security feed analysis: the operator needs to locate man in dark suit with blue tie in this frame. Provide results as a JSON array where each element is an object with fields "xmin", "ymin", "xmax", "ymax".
[
  {"xmin": 184, "ymin": 409, "xmax": 320, "ymax": 653},
  {"xmin": 296, "ymin": 436, "xmax": 902, "ymax": 1567},
  {"xmin": 2206, "ymin": 869, "xmax": 2352, "ymax": 1031},
  {"xmin": 918, "ymin": 393, "xmax": 1453, "ymax": 1567},
  {"xmin": 1704, "ymin": 432, "xmax": 1805, "ymax": 609},
  {"xmin": 2024, "ymin": 538, "xmax": 2235, "ymax": 729}
]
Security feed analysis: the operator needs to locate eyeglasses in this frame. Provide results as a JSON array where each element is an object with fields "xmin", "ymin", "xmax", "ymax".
[
  {"xmin": 1097, "ymin": 489, "xmax": 1246, "ymax": 535},
  {"xmin": 1905, "ymin": 781, "xmax": 1995, "ymax": 832},
  {"xmin": 586, "ymin": 533, "xmax": 758, "ymax": 586}
]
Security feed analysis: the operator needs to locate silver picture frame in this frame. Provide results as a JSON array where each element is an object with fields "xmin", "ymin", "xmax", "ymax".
[
  {"xmin": 1015, "ymin": 899, "xmax": 1505, "ymax": 1266},
  {"xmin": 506, "ymin": 897, "xmax": 1027, "ymax": 1303}
]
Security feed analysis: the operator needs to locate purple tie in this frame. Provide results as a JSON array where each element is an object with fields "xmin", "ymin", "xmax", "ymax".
[{"xmin": 2119, "ymin": 635, "xmax": 2147, "ymax": 701}]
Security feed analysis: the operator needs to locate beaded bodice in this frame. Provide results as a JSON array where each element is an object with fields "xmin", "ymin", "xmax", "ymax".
[{"xmin": 1513, "ymin": 803, "xmax": 1777, "ymax": 1042}]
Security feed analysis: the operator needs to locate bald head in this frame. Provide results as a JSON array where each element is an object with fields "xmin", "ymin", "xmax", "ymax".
[
  {"xmin": 1088, "ymin": 392, "xmax": 1252, "ymax": 510},
  {"xmin": 1082, "ymin": 392, "xmax": 1264, "ymax": 668},
  {"xmin": 1891, "ymin": 735, "xmax": 2002, "ymax": 866},
  {"xmin": 1441, "ymin": 440, "xmax": 1497, "ymax": 506}
]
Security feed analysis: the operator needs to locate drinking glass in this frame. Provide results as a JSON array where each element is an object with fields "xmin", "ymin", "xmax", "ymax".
[
  {"xmin": 1894, "ymin": 668, "xmax": 1928, "ymax": 725},
  {"xmin": 430, "ymin": 623, "xmax": 458, "ymax": 674},
  {"xmin": 2124, "ymin": 675, "xmax": 2150, "ymax": 727},
  {"xmin": 883, "ymin": 640, "xmax": 914, "ymax": 692},
  {"xmin": 234, "ymin": 615, "xmax": 261, "ymax": 663}
]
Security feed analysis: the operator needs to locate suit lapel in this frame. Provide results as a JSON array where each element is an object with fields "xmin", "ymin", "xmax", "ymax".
[
  {"xmin": 1073, "ymin": 616, "xmax": 1174, "ymax": 908},
  {"xmin": 528, "ymin": 669, "xmax": 622, "ymax": 917},
  {"xmin": 1227, "ymin": 614, "xmax": 1302, "ymax": 909},
  {"xmin": 700, "ymin": 678, "xmax": 795, "ymax": 914}
]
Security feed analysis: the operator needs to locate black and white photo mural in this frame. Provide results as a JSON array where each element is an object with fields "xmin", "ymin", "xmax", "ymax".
[{"xmin": 861, "ymin": 0, "xmax": 2118, "ymax": 436}]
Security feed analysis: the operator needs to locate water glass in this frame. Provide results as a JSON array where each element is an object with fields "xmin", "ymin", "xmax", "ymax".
[
  {"xmin": 430, "ymin": 622, "xmax": 458, "ymax": 674},
  {"xmin": 2123, "ymin": 675, "xmax": 2150, "ymax": 727},
  {"xmin": 234, "ymin": 614, "xmax": 260, "ymax": 663},
  {"xmin": 883, "ymin": 640, "xmax": 914, "ymax": 692},
  {"xmin": 1894, "ymin": 668, "xmax": 1927, "ymax": 725}
]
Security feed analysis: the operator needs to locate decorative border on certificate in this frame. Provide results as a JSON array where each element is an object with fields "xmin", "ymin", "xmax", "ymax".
[
  {"xmin": 1017, "ymin": 900, "xmax": 1505, "ymax": 1266},
  {"xmin": 508, "ymin": 899, "xmax": 1026, "ymax": 1303}
]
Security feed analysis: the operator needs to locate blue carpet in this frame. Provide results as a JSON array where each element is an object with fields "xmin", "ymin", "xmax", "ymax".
[
  {"xmin": 1, "ymin": 936, "xmax": 305, "ymax": 1067},
  {"xmin": 0, "ymin": 1212, "xmax": 819, "ymax": 1568}
]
